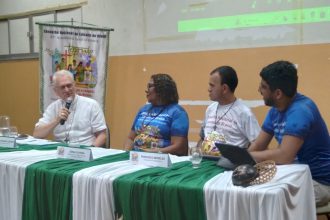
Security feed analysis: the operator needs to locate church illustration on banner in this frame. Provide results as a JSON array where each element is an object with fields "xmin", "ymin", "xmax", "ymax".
[{"xmin": 50, "ymin": 45, "xmax": 98, "ymax": 89}]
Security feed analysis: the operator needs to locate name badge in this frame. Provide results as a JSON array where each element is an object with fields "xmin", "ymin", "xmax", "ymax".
[
  {"xmin": 0, "ymin": 136, "xmax": 17, "ymax": 148},
  {"xmin": 56, "ymin": 146, "xmax": 93, "ymax": 162},
  {"xmin": 130, "ymin": 151, "xmax": 172, "ymax": 168}
]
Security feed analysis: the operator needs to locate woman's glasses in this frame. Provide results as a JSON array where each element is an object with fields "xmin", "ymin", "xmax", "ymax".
[{"xmin": 147, "ymin": 83, "xmax": 155, "ymax": 89}]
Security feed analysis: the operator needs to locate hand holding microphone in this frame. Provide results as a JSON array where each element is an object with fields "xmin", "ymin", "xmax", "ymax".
[{"xmin": 60, "ymin": 97, "xmax": 73, "ymax": 125}]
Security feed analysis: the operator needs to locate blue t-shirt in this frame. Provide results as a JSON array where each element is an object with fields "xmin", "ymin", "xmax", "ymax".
[
  {"xmin": 131, "ymin": 103, "xmax": 189, "ymax": 148},
  {"xmin": 262, "ymin": 93, "xmax": 330, "ymax": 185}
]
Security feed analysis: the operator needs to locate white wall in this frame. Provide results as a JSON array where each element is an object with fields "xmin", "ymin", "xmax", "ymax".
[
  {"xmin": 0, "ymin": 0, "xmax": 329, "ymax": 56},
  {"xmin": 84, "ymin": 0, "xmax": 330, "ymax": 55},
  {"xmin": 82, "ymin": 0, "xmax": 145, "ymax": 56}
]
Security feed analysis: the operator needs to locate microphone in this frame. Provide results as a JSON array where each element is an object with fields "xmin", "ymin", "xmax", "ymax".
[{"xmin": 60, "ymin": 97, "xmax": 73, "ymax": 125}]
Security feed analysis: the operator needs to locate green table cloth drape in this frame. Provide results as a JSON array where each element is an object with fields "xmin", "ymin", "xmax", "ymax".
[
  {"xmin": 113, "ymin": 160, "xmax": 225, "ymax": 220},
  {"xmin": 22, "ymin": 152, "xmax": 129, "ymax": 220}
]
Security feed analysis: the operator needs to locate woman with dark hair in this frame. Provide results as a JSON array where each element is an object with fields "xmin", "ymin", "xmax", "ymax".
[{"xmin": 124, "ymin": 73, "xmax": 189, "ymax": 156}]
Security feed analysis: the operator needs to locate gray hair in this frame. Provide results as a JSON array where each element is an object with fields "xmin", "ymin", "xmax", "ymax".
[{"xmin": 52, "ymin": 70, "xmax": 74, "ymax": 86}]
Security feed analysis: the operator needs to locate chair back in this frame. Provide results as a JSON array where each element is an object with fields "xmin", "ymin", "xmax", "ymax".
[
  {"xmin": 317, "ymin": 202, "xmax": 330, "ymax": 220},
  {"xmin": 104, "ymin": 124, "xmax": 110, "ymax": 148}
]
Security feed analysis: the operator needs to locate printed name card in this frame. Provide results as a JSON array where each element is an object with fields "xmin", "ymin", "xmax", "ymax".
[
  {"xmin": 57, "ymin": 146, "xmax": 93, "ymax": 162},
  {"xmin": 130, "ymin": 151, "xmax": 172, "ymax": 168},
  {"xmin": 0, "ymin": 136, "xmax": 17, "ymax": 148}
]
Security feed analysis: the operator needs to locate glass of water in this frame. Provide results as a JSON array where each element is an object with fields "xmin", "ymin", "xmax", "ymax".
[
  {"xmin": 190, "ymin": 146, "xmax": 203, "ymax": 168},
  {"xmin": 0, "ymin": 116, "xmax": 10, "ymax": 136},
  {"xmin": 9, "ymin": 126, "xmax": 18, "ymax": 137}
]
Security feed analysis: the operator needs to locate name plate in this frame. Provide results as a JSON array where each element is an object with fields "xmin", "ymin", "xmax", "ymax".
[
  {"xmin": 57, "ymin": 146, "xmax": 93, "ymax": 162},
  {"xmin": 0, "ymin": 136, "xmax": 17, "ymax": 148},
  {"xmin": 130, "ymin": 151, "xmax": 172, "ymax": 168}
]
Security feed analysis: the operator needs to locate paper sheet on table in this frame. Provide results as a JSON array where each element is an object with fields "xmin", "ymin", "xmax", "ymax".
[{"xmin": 16, "ymin": 136, "xmax": 60, "ymax": 145}]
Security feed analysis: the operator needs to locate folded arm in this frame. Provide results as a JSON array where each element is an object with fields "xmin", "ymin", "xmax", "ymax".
[
  {"xmin": 143, "ymin": 136, "xmax": 188, "ymax": 156},
  {"xmin": 124, "ymin": 130, "xmax": 136, "ymax": 151},
  {"xmin": 249, "ymin": 130, "xmax": 303, "ymax": 164}
]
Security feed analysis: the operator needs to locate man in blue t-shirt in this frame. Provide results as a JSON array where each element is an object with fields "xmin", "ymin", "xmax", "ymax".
[{"xmin": 249, "ymin": 60, "xmax": 330, "ymax": 206}]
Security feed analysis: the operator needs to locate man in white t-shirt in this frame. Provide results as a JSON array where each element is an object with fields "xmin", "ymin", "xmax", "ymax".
[
  {"xmin": 33, "ymin": 70, "xmax": 107, "ymax": 147},
  {"xmin": 198, "ymin": 66, "xmax": 260, "ymax": 156}
]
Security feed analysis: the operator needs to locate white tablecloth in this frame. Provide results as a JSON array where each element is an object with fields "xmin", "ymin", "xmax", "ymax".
[
  {"xmin": 0, "ymin": 148, "xmax": 316, "ymax": 220},
  {"xmin": 0, "ymin": 150, "xmax": 58, "ymax": 220},
  {"xmin": 204, "ymin": 164, "xmax": 316, "ymax": 220}
]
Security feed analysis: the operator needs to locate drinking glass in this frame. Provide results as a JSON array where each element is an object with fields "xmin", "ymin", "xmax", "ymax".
[
  {"xmin": 189, "ymin": 146, "xmax": 203, "ymax": 168},
  {"xmin": 9, "ymin": 126, "xmax": 18, "ymax": 137},
  {"xmin": 0, "ymin": 116, "xmax": 10, "ymax": 136}
]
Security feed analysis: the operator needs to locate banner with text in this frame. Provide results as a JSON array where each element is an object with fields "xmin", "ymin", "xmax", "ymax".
[{"xmin": 38, "ymin": 24, "xmax": 110, "ymax": 112}]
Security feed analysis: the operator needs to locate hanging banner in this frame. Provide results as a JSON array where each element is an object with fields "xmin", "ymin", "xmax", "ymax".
[{"xmin": 38, "ymin": 23, "xmax": 110, "ymax": 112}]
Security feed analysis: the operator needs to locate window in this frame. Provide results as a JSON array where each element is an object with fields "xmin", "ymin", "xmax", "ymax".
[{"xmin": 0, "ymin": 7, "xmax": 82, "ymax": 61}]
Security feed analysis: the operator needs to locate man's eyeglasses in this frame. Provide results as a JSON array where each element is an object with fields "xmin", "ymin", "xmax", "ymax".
[{"xmin": 57, "ymin": 83, "xmax": 73, "ymax": 90}]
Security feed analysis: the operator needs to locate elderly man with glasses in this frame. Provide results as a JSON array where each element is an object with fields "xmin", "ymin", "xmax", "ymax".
[{"xmin": 33, "ymin": 69, "xmax": 107, "ymax": 147}]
